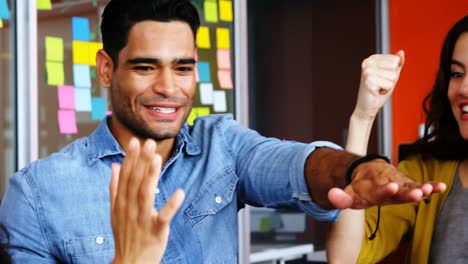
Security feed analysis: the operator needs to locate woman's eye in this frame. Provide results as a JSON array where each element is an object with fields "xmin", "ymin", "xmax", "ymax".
[{"xmin": 451, "ymin": 71, "xmax": 464, "ymax": 78}]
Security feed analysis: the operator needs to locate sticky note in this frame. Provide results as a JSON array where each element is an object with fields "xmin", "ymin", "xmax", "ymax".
[
  {"xmin": 196, "ymin": 26, "xmax": 211, "ymax": 49},
  {"xmin": 197, "ymin": 62, "xmax": 211, "ymax": 82},
  {"xmin": 73, "ymin": 41, "xmax": 90, "ymax": 65},
  {"xmin": 0, "ymin": 20, "xmax": 3, "ymax": 28},
  {"xmin": 58, "ymin": 110, "xmax": 78, "ymax": 134},
  {"xmin": 91, "ymin": 97, "xmax": 107, "ymax": 120},
  {"xmin": 204, "ymin": 1, "xmax": 218, "ymax": 23},
  {"xmin": 216, "ymin": 28, "xmax": 230, "ymax": 49},
  {"xmin": 217, "ymin": 49, "xmax": 231, "ymax": 70},
  {"xmin": 46, "ymin": 62, "xmax": 65, "ymax": 86},
  {"xmin": 75, "ymin": 87, "xmax": 92, "ymax": 112},
  {"xmin": 218, "ymin": 70, "xmax": 233, "ymax": 89},
  {"xmin": 88, "ymin": 42, "xmax": 103, "ymax": 66},
  {"xmin": 58, "ymin": 85, "xmax": 76, "ymax": 110},
  {"xmin": 199, "ymin": 83, "xmax": 214, "ymax": 104},
  {"xmin": 72, "ymin": 17, "xmax": 90, "ymax": 41},
  {"xmin": 213, "ymin": 90, "xmax": 227, "ymax": 112},
  {"xmin": 187, "ymin": 107, "xmax": 211, "ymax": 125},
  {"xmin": 45, "ymin": 36, "xmax": 64, "ymax": 62},
  {"xmin": 73, "ymin": 64, "xmax": 92, "ymax": 88},
  {"xmin": 0, "ymin": 0, "xmax": 10, "ymax": 19},
  {"xmin": 37, "ymin": 0, "xmax": 52, "ymax": 10},
  {"xmin": 219, "ymin": 0, "xmax": 233, "ymax": 22}
]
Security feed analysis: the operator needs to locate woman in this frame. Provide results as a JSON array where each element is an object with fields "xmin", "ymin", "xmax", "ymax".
[{"xmin": 327, "ymin": 15, "xmax": 468, "ymax": 263}]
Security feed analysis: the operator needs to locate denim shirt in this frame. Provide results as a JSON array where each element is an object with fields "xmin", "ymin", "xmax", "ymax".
[{"xmin": 0, "ymin": 114, "xmax": 340, "ymax": 264}]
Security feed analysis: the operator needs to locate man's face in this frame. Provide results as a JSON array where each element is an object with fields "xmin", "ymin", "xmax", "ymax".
[{"xmin": 110, "ymin": 21, "xmax": 196, "ymax": 141}]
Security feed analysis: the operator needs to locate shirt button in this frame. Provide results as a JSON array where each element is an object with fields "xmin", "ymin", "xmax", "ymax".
[
  {"xmin": 215, "ymin": 196, "xmax": 222, "ymax": 204},
  {"xmin": 95, "ymin": 236, "xmax": 104, "ymax": 244},
  {"xmin": 155, "ymin": 188, "xmax": 160, "ymax": 194}
]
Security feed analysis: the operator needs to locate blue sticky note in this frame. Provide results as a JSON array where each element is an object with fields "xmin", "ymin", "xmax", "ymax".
[
  {"xmin": 197, "ymin": 62, "xmax": 211, "ymax": 82},
  {"xmin": 0, "ymin": 0, "xmax": 10, "ymax": 19},
  {"xmin": 73, "ymin": 64, "xmax": 91, "ymax": 88},
  {"xmin": 91, "ymin": 97, "xmax": 107, "ymax": 120},
  {"xmin": 75, "ymin": 87, "xmax": 92, "ymax": 112},
  {"xmin": 72, "ymin": 17, "xmax": 90, "ymax": 41}
]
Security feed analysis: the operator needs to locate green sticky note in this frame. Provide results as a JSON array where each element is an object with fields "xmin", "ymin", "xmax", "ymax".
[
  {"xmin": 45, "ymin": 36, "xmax": 64, "ymax": 62},
  {"xmin": 37, "ymin": 0, "xmax": 52, "ymax": 10},
  {"xmin": 204, "ymin": 1, "xmax": 218, "ymax": 23},
  {"xmin": 46, "ymin": 61, "xmax": 65, "ymax": 86}
]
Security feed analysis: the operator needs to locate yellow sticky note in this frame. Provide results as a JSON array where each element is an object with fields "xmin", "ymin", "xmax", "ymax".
[
  {"xmin": 216, "ymin": 28, "xmax": 230, "ymax": 49},
  {"xmin": 73, "ymin": 41, "xmax": 90, "ymax": 65},
  {"xmin": 187, "ymin": 108, "xmax": 198, "ymax": 126},
  {"xmin": 196, "ymin": 26, "xmax": 211, "ymax": 49},
  {"xmin": 45, "ymin": 36, "xmax": 64, "ymax": 62},
  {"xmin": 0, "ymin": 20, "xmax": 3, "ymax": 28},
  {"xmin": 46, "ymin": 61, "xmax": 64, "ymax": 86},
  {"xmin": 204, "ymin": 1, "xmax": 218, "ymax": 23},
  {"xmin": 37, "ymin": 0, "xmax": 52, "ymax": 10},
  {"xmin": 88, "ymin": 42, "xmax": 103, "ymax": 66},
  {"xmin": 197, "ymin": 107, "xmax": 211, "ymax": 118},
  {"xmin": 219, "ymin": 0, "xmax": 233, "ymax": 22},
  {"xmin": 187, "ymin": 107, "xmax": 211, "ymax": 125}
]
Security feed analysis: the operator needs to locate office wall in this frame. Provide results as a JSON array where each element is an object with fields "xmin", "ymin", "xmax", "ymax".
[
  {"xmin": 248, "ymin": 0, "xmax": 377, "ymax": 250},
  {"xmin": 390, "ymin": 0, "xmax": 468, "ymax": 162}
]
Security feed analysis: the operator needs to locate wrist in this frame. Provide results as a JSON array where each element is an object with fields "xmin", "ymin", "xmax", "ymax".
[
  {"xmin": 350, "ymin": 111, "xmax": 376, "ymax": 125},
  {"xmin": 345, "ymin": 154, "xmax": 391, "ymax": 185}
]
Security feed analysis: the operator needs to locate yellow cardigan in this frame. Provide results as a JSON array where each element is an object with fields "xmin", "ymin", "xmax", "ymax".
[{"xmin": 357, "ymin": 155, "xmax": 458, "ymax": 264}]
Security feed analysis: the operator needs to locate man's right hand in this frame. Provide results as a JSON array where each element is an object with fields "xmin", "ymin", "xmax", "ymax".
[{"xmin": 327, "ymin": 158, "xmax": 446, "ymax": 209}]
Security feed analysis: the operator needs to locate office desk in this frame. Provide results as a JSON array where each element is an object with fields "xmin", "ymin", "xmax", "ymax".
[{"xmin": 250, "ymin": 243, "xmax": 314, "ymax": 264}]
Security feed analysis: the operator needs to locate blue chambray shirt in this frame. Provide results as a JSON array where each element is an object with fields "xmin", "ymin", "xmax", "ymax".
[{"xmin": 0, "ymin": 114, "xmax": 340, "ymax": 263}]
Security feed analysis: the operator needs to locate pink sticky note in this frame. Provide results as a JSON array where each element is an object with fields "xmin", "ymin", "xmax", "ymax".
[
  {"xmin": 218, "ymin": 70, "xmax": 233, "ymax": 89},
  {"xmin": 217, "ymin": 49, "xmax": 231, "ymax": 70},
  {"xmin": 58, "ymin": 110, "xmax": 78, "ymax": 134},
  {"xmin": 58, "ymin": 85, "xmax": 76, "ymax": 110}
]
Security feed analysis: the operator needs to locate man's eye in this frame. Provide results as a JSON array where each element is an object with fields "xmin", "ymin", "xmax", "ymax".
[
  {"xmin": 451, "ymin": 71, "xmax": 464, "ymax": 78},
  {"xmin": 134, "ymin": 66, "xmax": 153, "ymax": 71},
  {"xmin": 177, "ymin": 66, "xmax": 193, "ymax": 72}
]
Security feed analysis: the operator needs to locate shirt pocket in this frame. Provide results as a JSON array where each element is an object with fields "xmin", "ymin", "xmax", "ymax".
[
  {"xmin": 63, "ymin": 234, "xmax": 114, "ymax": 264},
  {"xmin": 185, "ymin": 167, "xmax": 238, "ymax": 226}
]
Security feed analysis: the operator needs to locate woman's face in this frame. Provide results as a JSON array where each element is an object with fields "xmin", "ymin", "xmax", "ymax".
[{"xmin": 448, "ymin": 32, "xmax": 468, "ymax": 139}]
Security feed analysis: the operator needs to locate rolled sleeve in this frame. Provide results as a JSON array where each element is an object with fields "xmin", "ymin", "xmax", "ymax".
[{"xmin": 289, "ymin": 141, "xmax": 342, "ymax": 222}]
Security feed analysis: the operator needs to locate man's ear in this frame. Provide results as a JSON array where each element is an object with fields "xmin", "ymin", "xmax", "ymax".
[{"xmin": 96, "ymin": 49, "xmax": 114, "ymax": 88}]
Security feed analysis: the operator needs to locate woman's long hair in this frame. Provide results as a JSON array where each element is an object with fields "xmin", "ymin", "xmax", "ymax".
[{"xmin": 404, "ymin": 16, "xmax": 468, "ymax": 161}]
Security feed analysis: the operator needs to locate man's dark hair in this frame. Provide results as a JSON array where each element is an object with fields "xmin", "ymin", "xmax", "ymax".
[
  {"xmin": 405, "ymin": 16, "xmax": 468, "ymax": 160},
  {"xmin": 101, "ymin": 0, "xmax": 200, "ymax": 68}
]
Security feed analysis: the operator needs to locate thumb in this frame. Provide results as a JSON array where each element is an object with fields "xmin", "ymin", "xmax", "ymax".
[
  {"xmin": 395, "ymin": 50, "xmax": 405, "ymax": 68},
  {"xmin": 328, "ymin": 187, "xmax": 353, "ymax": 209}
]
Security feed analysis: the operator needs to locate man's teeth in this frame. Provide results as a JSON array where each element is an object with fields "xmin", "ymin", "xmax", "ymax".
[
  {"xmin": 150, "ymin": 107, "xmax": 176, "ymax": 113},
  {"xmin": 463, "ymin": 105, "xmax": 468, "ymax": 113}
]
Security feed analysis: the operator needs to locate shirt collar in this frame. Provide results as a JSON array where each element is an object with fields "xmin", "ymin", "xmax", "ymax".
[
  {"xmin": 86, "ymin": 117, "xmax": 125, "ymax": 165},
  {"xmin": 86, "ymin": 118, "xmax": 201, "ymax": 165}
]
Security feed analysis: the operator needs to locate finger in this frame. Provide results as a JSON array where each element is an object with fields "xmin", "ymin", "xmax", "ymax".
[
  {"xmin": 395, "ymin": 50, "xmax": 405, "ymax": 67},
  {"xmin": 139, "ymin": 153, "xmax": 162, "ymax": 219},
  {"xmin": 116, "ymin": 138, "xmax": 139, "ymax": 210},
  {"xmin": 431, "ymin": 182, "xmax": 447, "ymax": 193},
  {"xmin": 110, "ymin": 163, "xmax": 121, "ymax": 211},
  {"xmin": 156, "ymin": 189, "xmax": 185, "ymax": 225},
  {"xmin": 328, "ymin": 187, "xmax": 353, "ymax": 209},
  {"xmin": 363, "ymin": 54, "xmax": 401, "ymax": 70}
]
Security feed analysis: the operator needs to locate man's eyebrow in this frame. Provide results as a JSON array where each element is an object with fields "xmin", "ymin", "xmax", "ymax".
[
  {"xmin": 127, "ymin": 57, "xmax": 160, "ymax": 65},
  {"xmin": 126, "ymin": 57, "xmax": 196, "ymax": 65},
  {"xmin": 175, "ymin": 58, "xmax": 196, "ymax": 64},
  {"xmin": 452, "ymin": 59, "xmax": 466, "ymax": 69}
]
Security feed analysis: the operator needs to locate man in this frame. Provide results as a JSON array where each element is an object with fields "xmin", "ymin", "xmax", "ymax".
[{"xmin": 0, "ymin": 0, "xmax": 444, "ymax": 263}]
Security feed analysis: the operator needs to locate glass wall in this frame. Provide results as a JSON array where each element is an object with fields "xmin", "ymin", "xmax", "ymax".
[
  {"xmin": 0, "ymin": 0, "xmax": 16, "ymax": 196},
  {"xmin": 36, "ymin": 0, "xmax": 110, "ymax": 158}
]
